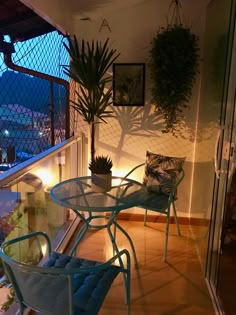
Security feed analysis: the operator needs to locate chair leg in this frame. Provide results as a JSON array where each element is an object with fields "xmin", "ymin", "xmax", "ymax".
[
  {"xmin": 144, "ymin": 209, "xmax": 148, "ymax": 226},
  {"xmin": 164, "ymin": 215, "xmax": 170, "ymax": 262},
  {"xmin": 17, "ymin": 304, "xmax": 26, "ymax": 315},
  {"xmin": 125, "ymin": 255, "xmax": 131, "ymax": 315},
  {"xmin": 113, "ymin": 221, "xmax": 139, "ymax": 268},
  {"xmin": 69, "ymin": 223, "xmax": 88, "ymax": 255},
  {"xmin": 172, "ymin": 201, "xmax": 181, "ymax": 236},
  {"xmin": 112, "ymin": 222, "xmax": 117, "ymax": 254}
]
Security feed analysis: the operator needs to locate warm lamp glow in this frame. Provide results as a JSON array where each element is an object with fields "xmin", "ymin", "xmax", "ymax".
[
  {"xmin": 33, "ymin": 168, "xmax": 55, "ymax": 186},
  {"xmin": 112, "ymin": 167, "xmax": 141, "ymax": 182},
  {"xmin": 41, "ymin": 243, "xmax": 48, "ymax": 256},
  {"xmin": 112, "ymin": 168, "xmax": 130, "ymax": 177},
  {"xmin": 106, "ymin": 243, "xmax": 126, "ymax": 266}
]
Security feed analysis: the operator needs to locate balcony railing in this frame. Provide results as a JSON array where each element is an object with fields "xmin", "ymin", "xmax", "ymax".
[{"xmin": 0, "ymin": 133, "xmax": 87, "ymax": 311}]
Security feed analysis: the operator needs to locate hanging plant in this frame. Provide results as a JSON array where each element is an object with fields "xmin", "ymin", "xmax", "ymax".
[{"xmin": 149, "ymin": 0, "xmax": 200, "ymax": 134}]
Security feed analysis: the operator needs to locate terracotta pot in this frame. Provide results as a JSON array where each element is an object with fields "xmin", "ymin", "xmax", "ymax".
[{"xmin": 91, "ymin": 172, "xmax": 112, "ymax": 193}]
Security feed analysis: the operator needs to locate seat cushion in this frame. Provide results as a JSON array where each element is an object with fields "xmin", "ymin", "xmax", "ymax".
[
  {"xmin": 143, "ymin": 151, "xmax": 185, "ymax": 195},
  {"xmin": 43, "ymin": 252, "xmax": 121, "ymax": 315}
]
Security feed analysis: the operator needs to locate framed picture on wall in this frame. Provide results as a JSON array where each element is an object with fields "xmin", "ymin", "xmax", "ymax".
[{"xmin": 113, "ymin": 63, "xmax": 145, "ymax": 106}]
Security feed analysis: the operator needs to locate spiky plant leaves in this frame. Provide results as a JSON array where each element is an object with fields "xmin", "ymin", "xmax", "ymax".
[
  {"xmin": 89, "ymin": 155, "xmax": 113, "ymax": 174},
  {"xmin": 63, "ymin": 34, "xmax": 120, "ymax": 160}
]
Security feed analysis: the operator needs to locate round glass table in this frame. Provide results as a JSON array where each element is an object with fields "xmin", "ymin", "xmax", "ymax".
[{"xmin": 50, "ymin": 176, "xmax": 148, "ymax": 267}]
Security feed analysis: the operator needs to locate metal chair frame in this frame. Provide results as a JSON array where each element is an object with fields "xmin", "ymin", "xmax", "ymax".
[
  {"xmin": 125, "ymin": 163, "xmax": 185, "ymax": 262},
  {"xmin": 0, "ymin": 231, "xmax": 131, "ymax": 315}
]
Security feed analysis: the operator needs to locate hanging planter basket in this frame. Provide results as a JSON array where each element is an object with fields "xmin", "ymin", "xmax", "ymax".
[{"xmin": 149, "ymin": 1, "xmax": 200, "ymax": 134}]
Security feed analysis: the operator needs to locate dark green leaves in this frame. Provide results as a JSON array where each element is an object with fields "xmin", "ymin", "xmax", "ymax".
[
  {"xmin": 63, "ymin": 35, "xmax": 120, "ymax": 124},
  {"xmin": 149, "ymin": 24, "xmax": 200, "ymax": 133},
  {"xmin": 63, "ymin": 34, "xmax": 120, "ymax": 160},
  {"xmin": 89, "ymin": 155, "xmax": 113, "ymax": 174}
]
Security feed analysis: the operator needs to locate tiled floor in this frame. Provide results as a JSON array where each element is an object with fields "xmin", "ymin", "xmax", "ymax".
[
  {"xmin": 64, "ymin": 220, "xmax": 216, "ymax": 315},
  {"xmin": 7, "ymin": 220, "xmax": 216, "ymax": 315}
]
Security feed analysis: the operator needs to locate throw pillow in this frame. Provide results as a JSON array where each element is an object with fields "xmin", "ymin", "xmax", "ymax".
[{"xmin": 143, "ymin": 151, "xmax": 185, "ymax": 195}]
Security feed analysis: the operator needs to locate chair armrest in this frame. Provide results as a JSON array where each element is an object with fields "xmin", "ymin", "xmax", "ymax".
[
  {"xmin": 0, "ymin": 231, "xmax": 52, "ymax": 257},
  {"xmin": 124, "ymin": 163, "xmax": 145, "ymax": 179},
  {"xmin": 75, "ymin": 249, "xmax": 131, "ymax": 274},
  {"xmin": 35, "ymin": 249, "xmax": 130, "ymax": 277},
  {"xmin": 168, "ymin": 168, "xmax": 185, "ymax": 202},
  {"xmin": 95, "ymin": 248, "xmax": 131, "ymax": 272}
]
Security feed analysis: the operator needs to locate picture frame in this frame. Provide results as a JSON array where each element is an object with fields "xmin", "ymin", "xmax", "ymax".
[{"xmin": 113, "ymin": 63, "xmax": 145, "ymax": 106}]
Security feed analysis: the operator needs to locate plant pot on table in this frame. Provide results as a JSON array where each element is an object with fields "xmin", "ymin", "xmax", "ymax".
[{"xmin": 91, "ymin": 172, "xmax": 112, "ymax": 193}]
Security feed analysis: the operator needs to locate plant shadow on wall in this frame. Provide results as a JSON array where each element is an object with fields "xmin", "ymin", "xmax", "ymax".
[
  {"xmin": 98, "ymin": 104, "xmax": 164, "ymax": 165},
  {"xmin": 149, "ymin": 0, "xmax": 200, "ymax": 136},
  {"xmin": 98, "ymin": 103, "xmax": 218, "ymax": 167},
  {"xmin": 98, "ymin": 0, "xmax": 205, "ymax": 160}
]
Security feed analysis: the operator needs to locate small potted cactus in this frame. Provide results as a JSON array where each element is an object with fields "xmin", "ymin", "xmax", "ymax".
[{"xmin": 89, "ymin": 155, "xmax": 113, "ymax": 192}]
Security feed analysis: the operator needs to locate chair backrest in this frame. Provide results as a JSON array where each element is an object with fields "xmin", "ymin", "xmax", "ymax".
[
  {"xmin": 125, "ymin": 163, "xmax": 185, "ymax": 200},
  {"xmin": 5, "ymin": 261, "xmax": 72, "ymax": 314},
  {"xmin": 124, "ymin": 163, "xmax": 145, "ymax": 181},
  {"xmin": 0, "ymin": 232, "xmax": 73, "ymax": 315},
  {"xmin": 169, "ymin": 168, "xmax": 185, "ymax": 199}
]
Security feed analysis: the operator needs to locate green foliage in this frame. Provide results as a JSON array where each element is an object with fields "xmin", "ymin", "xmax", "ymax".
[
  {"xmin": 149, "ymin": 24, "xmax": 200, "ymax": 133},
  {"xmin": 0, "ymin": 284, "xmax": 15, "ymax": 312},
  {"xmin": 89, "ymin": 155, "xmax": 113, "ymax": 174},
  {"xmin": 63, "ymin": 35, "xmax": 120, "ymax": 160}
]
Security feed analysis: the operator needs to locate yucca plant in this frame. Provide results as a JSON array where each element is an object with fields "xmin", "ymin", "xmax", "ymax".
[
  {"xmin": 89, "ymin": 155, "xmax": 113, "ymax": 174},
  {"xmin": 63, "ymin": 35, "xmax": 120, "ymax": 161}
]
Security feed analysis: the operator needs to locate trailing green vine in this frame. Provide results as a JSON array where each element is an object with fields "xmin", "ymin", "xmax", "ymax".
[{"xmin": 149, "ymin": 0, "xmax": 200, "ymax": 134}]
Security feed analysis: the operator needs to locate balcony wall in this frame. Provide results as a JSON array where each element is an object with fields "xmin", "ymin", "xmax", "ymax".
[{"xmin": 23, "ymin": 0, "xmax": 209, "ymax": 219}]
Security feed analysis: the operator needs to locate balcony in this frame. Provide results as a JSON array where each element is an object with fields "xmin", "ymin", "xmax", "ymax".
[
  {"xmin": 0, "ymin": 134, "xmax": 215, "ymax": 314},
  {"xmin": 0, "ymin": 1, "xmax": 233, "ymax": 314}
]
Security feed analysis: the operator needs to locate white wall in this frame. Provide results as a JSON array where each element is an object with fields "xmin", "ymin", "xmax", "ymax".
[
  {"xmin": 72, "ymin": 0, "xmax": 208, "ymax": 217},
  {"xmin": 22, "ymin": 0, "xmax": 208, "ymax": 218}
]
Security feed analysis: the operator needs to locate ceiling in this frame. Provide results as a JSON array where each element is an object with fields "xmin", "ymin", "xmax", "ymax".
[
  {"xmin": 0, "ymin": 0, "xmax": 56, "ymax": 42},
  {"xmin": 0, "ymin": 0, "xmax": 146, "ymax": 43},
  {"xmin": 66, "ymin": 0, "xmax": 145, "ymax": 20}
]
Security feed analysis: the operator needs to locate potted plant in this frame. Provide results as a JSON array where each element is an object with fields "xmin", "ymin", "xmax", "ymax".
[
  {"xmin": 63, "ymin": 35, "xmax": 120, "ymax": 162},
  {"xmin": 89, "ymin": 155, "xmax": 113, "ymax": 192},
  {"xmin": 149, "ymin": 1, "xmax": 200, "ymax": 134}
]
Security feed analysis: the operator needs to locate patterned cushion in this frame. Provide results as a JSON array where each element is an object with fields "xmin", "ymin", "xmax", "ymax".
[{"xmin": 143, "ymin": 151, "xmax": 185, "ymax": 195}]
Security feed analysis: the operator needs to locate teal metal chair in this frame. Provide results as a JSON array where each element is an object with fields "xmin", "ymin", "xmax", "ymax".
[
  {"xmin": 125, "ymin": 163, "xmax": 185, "ymax": 262},
  {"xmin": 0, "ymin": 231, "xmax": 130, "ymax": 315}
]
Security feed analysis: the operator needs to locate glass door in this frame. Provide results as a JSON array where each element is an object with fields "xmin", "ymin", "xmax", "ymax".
[
  {"xmin": 205, "ymin": 0, "xmax": 236, "ymax": 313},
  {"xmin": 215, "ymin": 32, "xmax": 236, "ymax": 314}
]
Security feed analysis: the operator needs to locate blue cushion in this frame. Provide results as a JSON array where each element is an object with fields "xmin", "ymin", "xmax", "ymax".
[
  {"xmin": 43, "ymin": 252, "xmax": 121, "ymax": 315},
  {"xmin": 140, "ymin": 191, "xmax": 169, "ymax": 213}
]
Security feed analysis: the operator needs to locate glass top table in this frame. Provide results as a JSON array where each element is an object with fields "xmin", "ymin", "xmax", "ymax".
[{"xmin": 50, "ymin": 176, "xmax": 148, "ymax": 267}]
